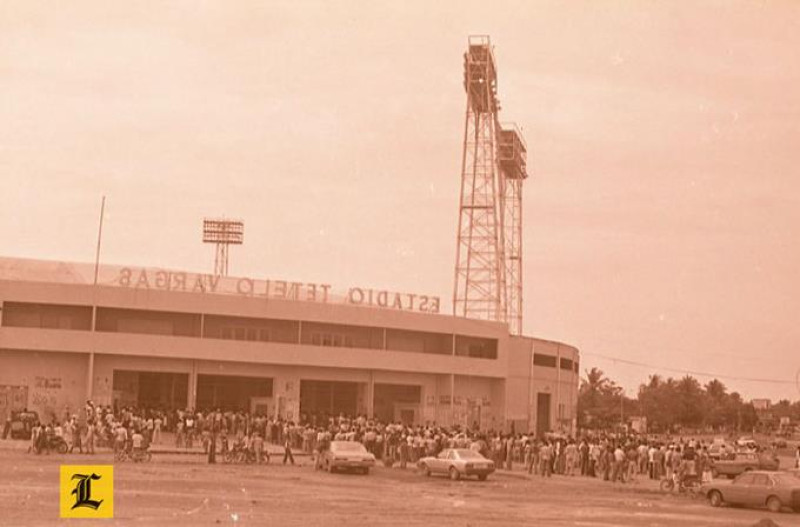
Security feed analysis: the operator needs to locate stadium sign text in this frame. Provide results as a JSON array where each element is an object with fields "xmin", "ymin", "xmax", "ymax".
[{"xmin": 115, "ymin": 267, "xmax": 440, "ymax": 314}]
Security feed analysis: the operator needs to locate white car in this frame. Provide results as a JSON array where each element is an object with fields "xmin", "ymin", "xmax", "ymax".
[
  {"xmin": 418, "ymin": 448, "xmax": 495, "ymax": 481},
  {"xmin": 319, "ymin": 441, "xmax": 376, "ymax": 474}
]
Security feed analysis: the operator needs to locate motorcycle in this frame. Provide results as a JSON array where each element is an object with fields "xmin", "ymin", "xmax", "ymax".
[
  {"xmin": 35, "ymin": 434, "xmax": 68, "ymax": 454},
  {"xmin": 223, "ymin": 445, "xmax": 270, "ymax": 465},
  {"xmin": 660, "ymin": 473, "xmax": 702, "ymax": 497}
]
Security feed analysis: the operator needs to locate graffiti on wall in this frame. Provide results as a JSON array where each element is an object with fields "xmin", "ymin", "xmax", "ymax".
[{"xmin": 30, "ymin": 376, "xmax": 63, "ymax": 421}]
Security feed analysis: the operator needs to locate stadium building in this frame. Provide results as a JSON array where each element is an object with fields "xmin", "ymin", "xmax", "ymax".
[{"xmin": 0, "ymin": 257, "xmax": 579, "ymax": 435}]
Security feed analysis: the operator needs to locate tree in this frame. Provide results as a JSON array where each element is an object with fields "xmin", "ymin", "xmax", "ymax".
[
  {"xmin": 704, "ymin": 379, "xmax": 728, "ymax": 430},
  {"xmin": 578, "ymin": 368, "xmax": 629, "ymax": 430},
  {"xmin": 675, "ymin": 376, "xmax": 705, "ymax": 429}
]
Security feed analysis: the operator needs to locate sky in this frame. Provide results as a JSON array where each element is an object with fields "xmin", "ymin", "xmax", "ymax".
[{"xmin": 1, "ymin": 1, "xmax": 799, "ymax": 401}]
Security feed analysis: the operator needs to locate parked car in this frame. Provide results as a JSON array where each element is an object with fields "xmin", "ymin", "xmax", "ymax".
[
  {"xmin": 8, "ymin": 410, "xmax": 38, "ymax": 440},
  {"xmin": 772, "ymin": 438, "xmax": 788, "ymax": 449},
  {"xmin": 417, "ymin": 448, "xmax": 495, "ymax": 481},
  {"xmin": 711, "ymin": 452, "xmax": 780, "ymax": 479},
  {"xmin": 708, "ymin": 441, "xmax": 735, "ymax": 461},
  {"xmin": 319, "ymin": 441, "xmax": 375, "ymax": 474},
  {"xmin": 735, "ymin": 437, "xmax": 759, "ymax": 451},
  {"xmin": 701, "ymin": 471, "xmax": 800, "ymax": 513}
]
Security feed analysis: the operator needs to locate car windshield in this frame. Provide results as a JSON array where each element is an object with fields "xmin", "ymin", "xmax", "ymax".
[
  {"xmin": 454, "ymin": 450, "xmax": 484, "ymax": 460},
  {"xmin": 331, "ymin": 442, "xmax": 366, "ymax": 453}
]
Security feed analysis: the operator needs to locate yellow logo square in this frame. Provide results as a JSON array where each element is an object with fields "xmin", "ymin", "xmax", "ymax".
[{"xmin": 60, "ymin": 465, "xmax": 114, "ymax": 519}]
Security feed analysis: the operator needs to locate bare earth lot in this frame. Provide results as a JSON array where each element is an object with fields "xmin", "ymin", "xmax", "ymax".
[{"xmin": 0, "ymin": 447, "xmax": 797, "ymax": 527}]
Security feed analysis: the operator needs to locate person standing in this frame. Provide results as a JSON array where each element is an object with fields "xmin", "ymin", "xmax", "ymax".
[
  {"xmin": 399, "ymin": 436, "xmax": 409, "ymax": 469},
  {"xmin": 611, "ymin": 444, "xmax": 625, "ymax": 483},
  {"xmin": 114, "ymin": 423, "xmax": 128, "ymax": 454},
  {"xmin": 252, "ymin": 433, "xmax": 264, "ymax": 464},
  {"xmin": 70, "ymin": 418, "xmax": 83, "ymax": 454},
  {"xmin": 28, "ymin": 422, "xmax": 40, "ymax": 453},
  {"xmin": 540, "ymin": 441, "xmax": 553, "ymax": 478},
  {"xmin": 524, "ymin": 440, "xmax": 535, "ymax": 475},
  {"xmin": 153, "ymin": 415, "xmax": 162, "ymax": 445},
  {"xmin": 579, "ymin": 439, "xmax": 589, "ymax": 476},
  {"xmin": 85, "ymin": 421, "xmax": 95, "ymax": 455},
  {"xmin": 564, "ymin": 441, "xmax": 578, "ymax": 476},
  {"xmin": 1, "ymin": 416, "xmax": 10, "ymax": 440},
  {"xmin": 282, "ymin": 433, "xmax": 295, "ymax": 465}
]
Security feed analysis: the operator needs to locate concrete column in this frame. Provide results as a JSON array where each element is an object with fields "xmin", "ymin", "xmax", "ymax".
[
  {"xmin": 450, "ymin": 373, "xmax": 455, "ymax": 427},
  {"xmin": 87, "ymin": 305, "xmax": 97, "ymax": 401},
  {"xmin": 188, "ymin": 360, "xmax": 198, "ymax": 410},
  {"xmin": 86, "ymin": 352, "xmax": 95, "ymax": 401},
  {"xmin": 527, "ymin": 340, "xmax": 534, "ymax": 433},
  {"xmin": 367, "ymin": 371, "xmax": 375, "ymax": 418},
  {"xmin": 556, "ymin": 344, "xmax": 562, "ymax": 433}
]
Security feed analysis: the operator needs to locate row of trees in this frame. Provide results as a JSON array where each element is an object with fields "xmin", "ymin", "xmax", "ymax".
[{"xmin": 578, "ymin": 367, "xmax": 800, "ymax": 433}]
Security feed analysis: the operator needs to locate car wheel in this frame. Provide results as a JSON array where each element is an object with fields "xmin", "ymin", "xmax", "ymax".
[
  {"xmin": 660, "ymin": 479, "xmax": 674, "ymax": 492},
  {"xmin": 478, "ymin": 475, "xmax": 488, "ymax": 481},
  {"xmin": 708, "ymin": 490, "xmax": 723, "ymax": 508},
  {"xmin": 419, "ymin": 463, "xmax": 431, "ymax": 477},
  {"xmin": 362, "ymin": 467, "xmax": 370, "ymax": 475},
  {"xmin": 766, "ymin": 496, "xmax": 782, "ymax": 513},
  {"xmin": 449, "ymin": 467, "xmax": 460, "ymax": 481}
]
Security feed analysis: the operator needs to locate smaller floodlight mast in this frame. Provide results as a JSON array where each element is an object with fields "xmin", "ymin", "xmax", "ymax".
[{"xmin": 202, "ymin": 218, "xmax": 244, "ymax": 277}]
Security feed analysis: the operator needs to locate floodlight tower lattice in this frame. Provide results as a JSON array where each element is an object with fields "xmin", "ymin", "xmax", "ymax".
[
  {"xmin": 498, "ymin": 124, "xmax": 528, "ymax": 336},
  {"xmin": 202, "ymin": 218, "xmax": 244, "ymax": 277},
  {"xmin": 453, "ymin": 36, "xmax": 529, "ymax": 335}
]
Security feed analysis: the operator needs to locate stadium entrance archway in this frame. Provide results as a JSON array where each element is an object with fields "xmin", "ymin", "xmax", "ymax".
[
  {"xmin": 196, "ymin": 374, "xmax": 273, "ymax": 412},
  {"xmin": 374, "ymin": 383, "xmax": 421, "ymax": 425},
  {"xmin": 112, "ymin": 370, "xmax": 188, "ymax": 411},
  {"xmin": 300, "ymin": 380, "xmax": 359, "ymax": 420}
]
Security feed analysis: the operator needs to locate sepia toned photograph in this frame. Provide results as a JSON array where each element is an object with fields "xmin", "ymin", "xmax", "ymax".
[{"xmin": 1, "ymin": 1, "xmax": 799, "ymax": 525}]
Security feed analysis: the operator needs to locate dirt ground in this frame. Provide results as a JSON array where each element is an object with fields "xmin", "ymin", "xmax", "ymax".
[{"xmin": 1, "ymin": 448, "xmax": 798, "ymax": 527}]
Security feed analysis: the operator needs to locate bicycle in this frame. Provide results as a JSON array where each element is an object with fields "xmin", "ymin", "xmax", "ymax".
[{"xmin": 115, "ymin": 446, "xmax": 152, "ymax": 463}]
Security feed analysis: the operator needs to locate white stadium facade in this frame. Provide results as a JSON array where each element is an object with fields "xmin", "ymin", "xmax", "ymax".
[{"xmin": 0, "ymin": 257, "xmax": 579, "ymax": 435}]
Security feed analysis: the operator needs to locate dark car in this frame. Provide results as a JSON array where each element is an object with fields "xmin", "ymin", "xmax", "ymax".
[
  {"xmin": 701, "ymin": 471, "xmax": 800, "ymax": 513},
  {"xmin": 711, "ymin": 452, "xmax": 780, "ymax": 478},
  {"xmin": 8, "ymin": 410, "xmax": 38, "ymax": 440}
]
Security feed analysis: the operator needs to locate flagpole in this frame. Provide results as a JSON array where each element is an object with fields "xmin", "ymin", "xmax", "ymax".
[
  {"xmin": 93, "ymin": 196, "xmax": 106, "ymax": 286},
  {"xmin": 87, "ymin": 196, "xmax": 105, "ymax": 402}
]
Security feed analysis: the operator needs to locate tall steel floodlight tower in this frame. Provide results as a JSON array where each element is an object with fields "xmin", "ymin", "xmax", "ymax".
[
  {"xmin": 202, "ymin": 218, "xmax": 244, "ymax": 277},
  {"xmin": 498, "ymin": 125, "xmax": 528, "ymax": 335},
  {"xmin": 453, "ymin": 36, "xmax": 528, "ymax": 335}
]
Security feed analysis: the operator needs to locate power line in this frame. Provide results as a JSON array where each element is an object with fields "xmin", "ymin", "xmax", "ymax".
[{"xmin": 583, "ymin": 351, "xmax": 797, "ymax": 385}]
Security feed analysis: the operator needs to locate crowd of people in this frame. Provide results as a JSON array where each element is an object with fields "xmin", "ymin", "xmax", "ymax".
[{"xmin": 11, "ymin": 403, "xmax": 799, "ymax": 480}]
